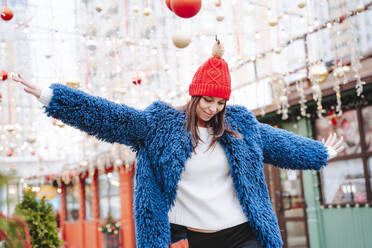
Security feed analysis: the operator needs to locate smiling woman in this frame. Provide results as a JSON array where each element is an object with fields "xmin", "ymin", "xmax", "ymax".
[{"xmin": 12, "ymin": 38, "xmax": 344, "ymax": 248}]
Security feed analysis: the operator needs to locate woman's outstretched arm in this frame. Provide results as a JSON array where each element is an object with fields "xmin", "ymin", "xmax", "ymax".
[
  {"xmin": 13, "ymin": 73, "xmax": 148, "ymax": 149},
  {"xmin": 259, "ymin": 123, "xmax": 344, "ymax": 170}
]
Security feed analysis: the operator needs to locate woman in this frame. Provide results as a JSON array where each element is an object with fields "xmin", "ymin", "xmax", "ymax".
[{"xmin": 13, "ymin": 40, "xmax": 343, "ymax": 248}]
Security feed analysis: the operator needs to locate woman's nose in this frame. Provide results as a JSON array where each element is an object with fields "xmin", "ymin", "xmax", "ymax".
[{"xmin": 208, "ymin": 104, "xmax": 217, "ymax": 112}]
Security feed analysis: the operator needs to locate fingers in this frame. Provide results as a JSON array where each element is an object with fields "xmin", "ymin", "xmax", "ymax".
[
  {"xmin": 335, "ymin": 146, "xmax": 345, "ymax": 153},
  {"xmin": 24, "ymin": 87, "xmax": 41, "ymax": 98},
  {"xmin": 324, "ymin": 133, "xmax": 333, "ymax": 146},
  {"xmin": 11, "ymin": 73, "xmax": 41, "ymax": 98},
  {"xmin": 11, "ymin": 73, "xmax": 34, "ymax": 89},
  {"xmin": 326, "ymin": 133, "xmax": 338, "ymax": 147},
  {"xmin": 24, "ymin": 88, "xmax": 35, "ymax": 95},
  {"xmin": 334, "ymin": 136, "xmax": 344, "ymax": 149},
  {"xmin": 324, "ymin": 133, "xmax": 345, "ymax": 156}
]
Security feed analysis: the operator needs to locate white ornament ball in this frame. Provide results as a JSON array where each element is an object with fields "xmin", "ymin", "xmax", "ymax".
[
  {"xmin": 342, "ymin": 65, "xmax": 350, "ymax": 73},
  {"xmin": 114, "ymin": 159, "xmax": 123, "ymax": 167},
  {"xmin": 172, "ymin": 31, "xmax": 192, "ymax": 49},
  {"xmin": 280, "ymin": 95, "xmax": 288, "ymax": 103},
  {"xmin": 87, "ymin": 39, "xmax": 97, "ymax": 51},
  {"xmin": 333, "ymin": 67, "xmax": 344, "ymax": 78}
]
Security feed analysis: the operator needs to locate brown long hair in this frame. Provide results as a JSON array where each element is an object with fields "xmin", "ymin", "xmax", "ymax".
[{"xmin": 184, "ymin": 96, "xmax": 241, "ymax": 150}]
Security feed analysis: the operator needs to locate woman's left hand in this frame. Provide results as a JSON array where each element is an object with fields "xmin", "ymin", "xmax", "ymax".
[{"xmin": 322, "ymin": 133, "xmax": 345, "ymax": 154}]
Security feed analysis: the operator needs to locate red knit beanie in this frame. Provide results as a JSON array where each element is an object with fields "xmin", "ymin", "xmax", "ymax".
[{"xmin": 189, "ymin": 39, "xmax": 231, "ymax": 100}]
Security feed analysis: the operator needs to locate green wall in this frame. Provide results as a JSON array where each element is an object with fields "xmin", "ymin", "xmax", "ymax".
[{"xmin": 281, "ymin": 118, "xmax": 372, "ymax": 248}]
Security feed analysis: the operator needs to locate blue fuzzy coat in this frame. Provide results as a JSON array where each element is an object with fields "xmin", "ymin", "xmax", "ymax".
[{"xmin": 45, "ymin": 84, "xmax": 328, "ymax": 248}]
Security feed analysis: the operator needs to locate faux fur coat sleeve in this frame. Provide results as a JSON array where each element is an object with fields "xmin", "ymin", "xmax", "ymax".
[
  {"xmin": 44, "ymin": 83, "xmax": 148, "ymax": 149},
  {"xmin": 258, "ymin": 122, "xmax": 328, "ymax": 170}
]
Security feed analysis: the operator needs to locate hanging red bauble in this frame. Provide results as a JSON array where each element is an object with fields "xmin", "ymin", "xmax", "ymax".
[
  {"xmin": 6, "ymin": 148, "xmax": 14, "ymax": 157},
  {"xmin": 1, "ymin": 8, "xmax": 13, "ymax": 21},
  {"xmin": 331, "ymin": 118, "xmax": 337, "ymax": 126},
  {"xmin": 171, "ymin": 0, "xmax": 202, "ymax": 18},
  {"xmin": 132, "ymin": 77, "xmax": 142, "ymax": 85},
  {"xmin": 165, "ymin": 0, "xmax": 173, "ymax": 11},
  {"xmin": 1, "ymin": 69, "xmax": 8, "ymax": 80}
]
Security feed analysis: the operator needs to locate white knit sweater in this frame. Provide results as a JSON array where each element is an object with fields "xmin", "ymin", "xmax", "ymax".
[{"xmin": 168, "ymin": 127, "xmax": 248, "ymax": 230}]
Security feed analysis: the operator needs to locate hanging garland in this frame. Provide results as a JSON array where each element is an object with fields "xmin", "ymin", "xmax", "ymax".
[{"xmin": 258, "ymin": 81, "xmax": 372, "ymax": 125}]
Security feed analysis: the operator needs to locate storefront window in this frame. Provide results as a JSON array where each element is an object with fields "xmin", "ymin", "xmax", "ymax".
[
  {"xmin": 315, "ymin": 106, "xmax": 372, "ymax": 206},
  {"xmin": 280, "ymin": 170, "xmax": 304, "ymax": 218},
  {"xmin": 362, "ymin": 105, "xmax": 372, "ymax": 152},
  {"xmin": 84, "ymin": 177, "xmax": 93, "ymax": 221},
  {"xmin": 99, "ymin": 172, "xmax": 120, "ymax": 220},
  {"xmin": 315, "ymin": 109, "xmax": 361, "ymax": 155},
  {"xmin": 321, "ymin": 159, "xmax": 366, "ymax": 204},
  {"xmin": 65, "ymin": 183, "xmax": 80, "ymax": 221}
]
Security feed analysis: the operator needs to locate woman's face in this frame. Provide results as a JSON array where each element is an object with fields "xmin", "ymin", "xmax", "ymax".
[{"xmin": 196, "ymin": 96, "xmax": 226, "ymax": 127}]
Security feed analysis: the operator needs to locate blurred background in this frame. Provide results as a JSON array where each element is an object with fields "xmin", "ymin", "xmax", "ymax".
[{"xmin": 1, "ymin": 0, "xmax": 372, "ymax": 247}]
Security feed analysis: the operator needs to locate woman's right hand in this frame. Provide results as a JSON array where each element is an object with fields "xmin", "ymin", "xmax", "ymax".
[{"xmin": 11, "ymin": 73, "xmax": 41, "ymax": 99}]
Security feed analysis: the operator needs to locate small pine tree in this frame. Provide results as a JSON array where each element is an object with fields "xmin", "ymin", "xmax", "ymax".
[
  {"xmin": 15, "ymin": 190, "xmax": 62, "ymax": 248},
  {"xmin": 0, "ymin": 172, "xmax": 31, "ymax": 248}
]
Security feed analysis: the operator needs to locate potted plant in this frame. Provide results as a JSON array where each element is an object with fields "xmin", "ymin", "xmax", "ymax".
[{"xmin": 98, "ymin": 216, "xmax": 121, "ymax": 248}]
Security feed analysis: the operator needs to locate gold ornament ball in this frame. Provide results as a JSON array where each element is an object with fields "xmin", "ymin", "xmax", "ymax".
[
  {"xmin": 172, "ymin": 31, "xmax": 192, "ymax": 49},
  {"xmin": 119, "ymin": 88, "xmax": 126, "ymax": 95},
  {"xmin": 268, "ymin": 16, "xmax": 278, "ymax": 27},
  {"xmin": 356, "ymin": 4, "xmax": 364, "ymax": 13},
  {"xmin": 273, "ymin": 47, "xmax": 281, "ymax": 54},
  {"xmin": 309, "ymin": 64, "xmax": 328, "ymax": 84},
  {"xmin": 216, "ymin": 15, "xmax": 224, "ymax": 22},
  {"xmin": 124, "ymin": 37, "xmax": 131, "ymax": 45},
  {"xmin": 5, "ymin": 125, "xmax": 15, "ymax": 133},
  {"xmin": 298, "ymin": 1, "xmax": 306, "ymax": 8},
  {"xmin": 55, "ymin": 120, "xmax": 65, "ymax": 128},
  {"xmin": 133, "ymin": 6, "xmax": 139, "ymax": 13},
  {"xmin": 66, "ymin": 81, "xmax": 80, "ymax": 89},
  {"xmin": 144, "ymin": 8, "xmax": 151, "ymax": 16},
  {"xmin": 26, "ymin": 136, "xmax": 36, "ymax": 144}
]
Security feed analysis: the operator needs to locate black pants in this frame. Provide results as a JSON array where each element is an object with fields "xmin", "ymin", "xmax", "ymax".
[{"xmin": 170, "ymin": 222, "xmax": 261, "ymax": 248}]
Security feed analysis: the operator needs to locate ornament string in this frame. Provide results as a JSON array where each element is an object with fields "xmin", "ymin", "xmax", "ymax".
[
  {"xmin": 7, "ymin": 81, "xmax": 12, "ymax": 125},
  {"xmin": 161, "ymin": 2, "xmax": 168, "ymax": 66},
  {"xmin": 15, "ymin": 17, "xmax": 34, "ymax": 30},
  {"xmin": 85, "ymin": 36, "xmax": 90, "ymax": 92},
  {"xmin": 124, "ymin": 0, "xmax": 129, "ymax": 36},
  {"xmin": 231, "ymin": 3, "xmax": 241, "ymax": 56}
]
